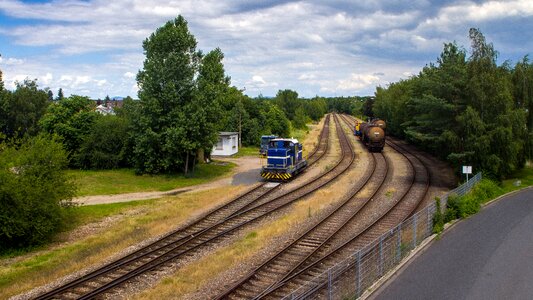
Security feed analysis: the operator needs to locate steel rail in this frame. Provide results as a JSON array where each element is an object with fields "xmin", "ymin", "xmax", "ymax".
[
  {"xmin": 74, "ymin": 114, "xmax": 353, "ymax": 300},
  {"xmin": 34, "ymin": 115, "xmax": 332, "ymax": 300},
  {"xmin": 33, "ymin": 113, "xmax": 348, "ymax": 300},
  {"xmin": 216, "ymin": 115, "xmax": 389, "ymax": 299},
  {"xmin": 259, "ymin": 115, "xmax": 431, "ymax": 299}
]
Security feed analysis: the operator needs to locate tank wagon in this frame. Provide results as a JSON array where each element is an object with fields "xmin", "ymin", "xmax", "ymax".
[
  {"xmin": 372, "ymin": 119, "xmax": 387, "ymax": 130},
  {"xmin": 259, "ymin": 135, "xmax": 277, "ymax": 156},
  {"xmin": 359, "ymin": 122, "xmax": 385, "ymax": 152},
  {"xmin": 261, "ymin": 138, "xmax": 307, "ymax": 181}
]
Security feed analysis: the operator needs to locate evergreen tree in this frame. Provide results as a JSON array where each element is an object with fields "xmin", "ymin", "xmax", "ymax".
[
  {"xmin": 47, "ymin": 89, "xmax": 54, "ymax": 102},
  {"xmin": 56, "ymin": 88, "xmax": 64, "ymax": 101}
]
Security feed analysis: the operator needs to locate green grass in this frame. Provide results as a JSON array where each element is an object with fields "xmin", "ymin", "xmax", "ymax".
[
  {"xmin": 232, "ymin": 146, "xmax": 260, "ymax": 157},
  {"xmin": 290, "ymin": 126, "xmax": 309, "ymax": 142},
  {"xmin": 443, "ymin": 162, "xmax": 533, "ymax": 222},
  {"xmin": 501, "ymin": 162, "xmax": 533, "ymax": 192},
  {"xmin": 66, "ymin": 200, "xmax": 155, "ymax": 228},
  {"xmin": 68, "ymin": 162, "xmax": 235, "ymax": 196}
]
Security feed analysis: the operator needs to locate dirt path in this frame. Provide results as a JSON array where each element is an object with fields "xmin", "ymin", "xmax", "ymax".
[{"xmin": 73, "ymin": 156, "xmax": 263, "ymax": 205}]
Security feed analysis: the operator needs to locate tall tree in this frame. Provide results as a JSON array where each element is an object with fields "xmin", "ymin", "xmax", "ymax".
[
  {"xmin": 47, "ymin": 89, "xmax": 54, "ymax": 102},
  {"xmin": 275, "ymin": 89, "xmax": 299, "ymax": 120},
  {"xmin": 0, "ymin": 53, "xmax": 3, "ymax": 91},
  {"xmin": 56, "ymin": 88, "xmax": 64, "ymax": 101},
  {"xmin": 512, "ymin": 56, "xmax": 533, "ymax": 159},
  {"xmin": 195, "ymin": 48, "xmax": 230, "ymax": 157},
  {"xmin": 133, "ymin": 15, "xmax": 202, "ymax": 174}
]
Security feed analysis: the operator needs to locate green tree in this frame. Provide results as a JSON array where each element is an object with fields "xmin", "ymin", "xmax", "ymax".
[
  {"xmin": 362, "ymin": 97, "xmax": 374, "ymax": 118},
  {"xmin": 104, "ymin": 95, "xmax": 111, "ymax": 106},
  {"xmin": 47, "ymin": 89, "xmax": 54, "ymax": 102},
  {"xmin": 292, "ymin": 106, "xmax": 308, "ymax": 129},
  {"xmin": 265, "ymin": 103, "xmax": 291, "ymax": 137},
  {"xmin": 56, "ymin": 88, "xmax": 64, "ymax": 101},
  {"xmin": 512, "ymin": 56, "xmax": 533, "ymax": 159},
  {"xmin": 39, "ymin": 95, "xmax": 98, "ymax": 159},
  {"xmin": 275, "ymin": 89, "xmax": 300, "ymax": 120},
  {"xmin": 195, "ymin": 48, "xmax": 230, "ymax": 159},
  {"xmin": 134, "ymin": 16, "xmax": 220, "ymax": 173},
  {"xmin": 0, "ymin": 134, "xmax": 75, "ymax": 250},
  {"xmin": 74, "ymin": 115, "xmax": 128, "ymax": 169},
  {"xmin": 0, "ymin": 54, "xmax": 4, "ymax": 90},
  {"xmin": 0, "ymin": 79, "xmax": 49, "ymax": 138}
]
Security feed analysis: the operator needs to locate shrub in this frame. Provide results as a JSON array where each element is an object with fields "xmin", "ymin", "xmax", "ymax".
[
  {"xmin": 0, "ymin": 134, "xmax": 76, "ymax": 251},
  {"xmin": 443, "ymin": 178, "xmax": 504, "ymax": 222},
  {"xmin": 73, "ymin": 115, "xmax": 128, "ymax": 169},
  {"xmin": 432, "ymin": 197, "xmax": 444, "ymax": 234},
  {"xmin": 444, "ymin": 194, "xmax": 460, "ymax": 222}
]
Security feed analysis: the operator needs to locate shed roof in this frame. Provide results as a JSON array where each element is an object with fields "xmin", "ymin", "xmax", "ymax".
[{"xmin": 219, "ymin": 132, "xmax": 238, "ymax": 136}]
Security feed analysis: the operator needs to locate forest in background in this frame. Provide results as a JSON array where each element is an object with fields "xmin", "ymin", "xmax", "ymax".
[
  {"xmin": 0, "ymin": 15, "xmax": 365, "ymax": 250},
  {"xmin": 371, "ymin": 28, "xmax": 532, "ymax": 180}
]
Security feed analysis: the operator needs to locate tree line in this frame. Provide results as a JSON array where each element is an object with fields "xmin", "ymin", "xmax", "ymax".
[
  {"xmin": 0, "ymin": 15, "xmax": 369, "ymax": 250},
  {"xmin": 372, "ymin": 28, "xmax": 532, "ymax": 179}
]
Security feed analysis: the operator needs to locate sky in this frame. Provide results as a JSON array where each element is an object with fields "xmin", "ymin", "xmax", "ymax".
[{"xmin": 0, "ymin": 0, "xmax": 532, "ymax": 99}]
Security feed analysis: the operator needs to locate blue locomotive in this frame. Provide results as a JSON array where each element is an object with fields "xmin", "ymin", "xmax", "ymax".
[
  {"xmin": 259, "ymin": 135, "xmax": 278, "ymax": 156},
  {"xmin": 261, "ymin": 138, "xmax": 307, "ymax": 181}
]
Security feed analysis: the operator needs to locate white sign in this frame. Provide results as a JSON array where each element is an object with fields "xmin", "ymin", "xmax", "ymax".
[{"xmin": 462, "ymin": 166, "xmax": 472, "ymax": 174}]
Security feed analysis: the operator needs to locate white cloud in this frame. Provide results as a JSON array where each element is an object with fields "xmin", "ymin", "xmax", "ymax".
[
  {"xmin": 0, "ymin": 0, "xmax": 530, "ymax": 98},
  {"xmin": 337, "ymin": 74, "xmax": 380, "ymax": 91},
  {"xmin": 252, "ymin": 75, "xmax": 266, "ymax": 84},
  {"xmin": 96, "ymin": 79, "xmax": 107, "ymax": 86},
  {"xmin": 41, "ymin": 73, "xmax": 53, "ymax": 85},
  {"xmin": 299, "ymin": 74, "xmax": 316, "ymax": 80},
  {"xmin": 423, "ymin": 0, "xmax": 533, "ymax": 30},
  {"xmin": 124, "ymin": 72, "xmax": 136, "ymax": 78}
]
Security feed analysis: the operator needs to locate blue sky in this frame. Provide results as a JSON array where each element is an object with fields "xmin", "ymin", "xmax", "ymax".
[{"xmin": 0, "ymin": 0, "xmax": 532, "ymax": 99}]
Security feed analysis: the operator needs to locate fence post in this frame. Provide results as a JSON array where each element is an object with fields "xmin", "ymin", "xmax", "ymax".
[
  {"xmin": 396, "ymin": 224, "xmax": 402, "ymax": 262},
  {"xmin": 379, "ymin": 236, "xmax": 384, "ymax": 276},
  {"xmin": 427, "ymin": 205, "xmax": 432, "ymax": 235},
  {"xmin": 413, "ymin": 213, "xmax": 417, "ymax": 247},
  {"xmin": 356, "ymin": 251, "xmax": 361, "ymax": 298},
  {"xmin": 328, "ymin": 269, "xmax": 332, "ymax": 300}
]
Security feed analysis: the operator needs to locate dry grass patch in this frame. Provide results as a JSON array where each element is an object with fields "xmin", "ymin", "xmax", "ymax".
[
  {"xmin": 0, "ymin": 186, "xmax": 245, "ymax": 299},
  {"xmin": 134, "ymin": 183, "xmax": 344, "ymax": 300}
]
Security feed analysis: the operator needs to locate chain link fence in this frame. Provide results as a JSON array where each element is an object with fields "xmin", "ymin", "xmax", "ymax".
[{"xmin": 282, "ymin": 172, "xmax": 482, "ymax": 300}]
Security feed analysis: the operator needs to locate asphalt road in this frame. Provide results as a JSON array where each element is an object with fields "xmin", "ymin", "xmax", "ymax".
[{"xmin": 372, "ymin": 187, "xmax": 533, "ymax": 300}]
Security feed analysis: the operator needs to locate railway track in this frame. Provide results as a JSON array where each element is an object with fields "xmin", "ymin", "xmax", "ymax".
[
  {"xmin": 249, "ymin": 115, "xmax": 431, "ymax": 299},
  {"xmin": 33, "ymin": 114, "xmax": 355, "ymax": 300},
  {"xmin": 215, "ymin": 114, "xmax": 390, "ymax": 299}
]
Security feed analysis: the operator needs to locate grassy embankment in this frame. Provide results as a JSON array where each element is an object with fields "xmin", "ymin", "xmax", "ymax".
[
  {"xmin": 69, "ymin": 161, "xmax": 235, "ymax": 196},
  {"xmin": 0, "ymin": 186, "xmax": 247, "ymax": 299},
  {"xmin": 0, "ymin": 118, "xmax": 325, "ymax": 299},
  {"xmin": 434, "ymin": 162, "xmax": 533, "ymax": 232}
]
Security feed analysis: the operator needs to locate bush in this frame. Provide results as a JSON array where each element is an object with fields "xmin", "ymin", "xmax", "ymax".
[
  {"xmin": 443, "ymin": 179, "xmax": 504, "ymax": 221},
  {"xmin": 73, "ymin": 115, "xmax": 128, "ymax": 169},
  {"xmin": 432, "ymin": 197, "xmax": 444, "ymax": 234},
  {"xmin": 444, "ymin": 194, "xmax": 460, "ymax": 222},
  {"xmin": 0, "ymin": 134, "xmax": 76, "ymax": 251}
]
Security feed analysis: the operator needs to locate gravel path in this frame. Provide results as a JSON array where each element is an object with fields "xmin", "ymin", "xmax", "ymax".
[{"xmin": 74, "ymin": 156, "xmax": 262, "ymax": 205}]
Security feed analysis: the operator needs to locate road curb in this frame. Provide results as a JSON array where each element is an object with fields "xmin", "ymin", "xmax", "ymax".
[{"xmin": 362, "ymin": 186, "xmax": 532, "ymax": 300}]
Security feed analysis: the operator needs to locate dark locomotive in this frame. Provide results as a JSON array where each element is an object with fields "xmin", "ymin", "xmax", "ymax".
[{"xmin": 354, "ymin": 118, "xmax": 386, "ymax": 152}]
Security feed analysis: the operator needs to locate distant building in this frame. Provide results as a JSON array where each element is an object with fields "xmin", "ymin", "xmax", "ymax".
[
  {"xmin": 95, "ymin": 104, "xmax": 115, "ymax": 115},
  {"xmin": 212, "ymin": 132, "xmax": 239, "ymax": 156}
]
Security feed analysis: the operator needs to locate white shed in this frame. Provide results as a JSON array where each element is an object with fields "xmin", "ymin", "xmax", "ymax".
[{"xmin": 212, "ymin": 132, "xmax": 239, "ymax": 156}]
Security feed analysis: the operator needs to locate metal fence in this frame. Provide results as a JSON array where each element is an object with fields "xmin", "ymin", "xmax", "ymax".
[{"xmin": 282, "ymin": 172, "xmax": 482, "ymax": 300}]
